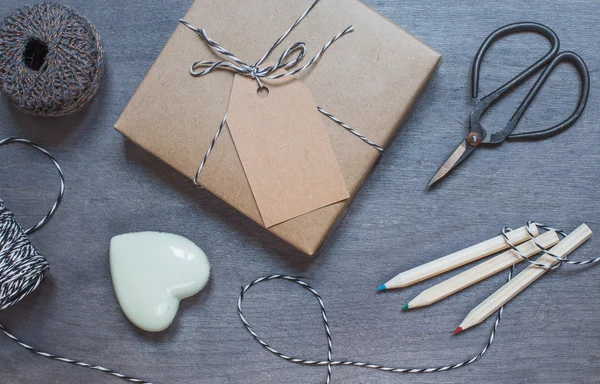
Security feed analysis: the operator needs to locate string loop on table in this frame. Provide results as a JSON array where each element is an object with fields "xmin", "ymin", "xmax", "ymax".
[
  {"xmin": 0, "ymin": 138, "xmax": 65, "ymax": 235},
  {"xmin": 237, "ymin": 223, "xmax": 598, "ymax": 383},
  {"xmin": 237, "ymin": 274, "xmax": 511, "ymax": 384}
]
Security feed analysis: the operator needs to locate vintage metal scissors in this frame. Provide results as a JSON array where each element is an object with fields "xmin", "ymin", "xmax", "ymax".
[{"xmin": 428, "ymin": 22, "xmax": 590, "ymax": 187}]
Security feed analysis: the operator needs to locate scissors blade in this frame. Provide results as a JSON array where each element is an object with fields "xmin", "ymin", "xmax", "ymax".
[{"xmin": 427, "ymin": 139, "xmax": 477, "ymax": 187}]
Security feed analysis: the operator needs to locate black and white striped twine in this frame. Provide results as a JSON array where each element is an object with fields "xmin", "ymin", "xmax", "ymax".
[
  {"xmin": 180, "ymin": 0, "xmax": 383, "ymax": 184},
  {"xmin": 502, "ymin": 221, "xmax": 600, "ymax": 269},
  {"xmin": 0, "ymin": 202, "xmax": 49, "ymax": 311},
  {"xmin": 237, "ymin": 223, "xmax": 600, "ymax": 384},
  {"xmin": 0, "ymin": 138, "xmax": 65, "ymax": 235},
  {"xmin": 0, "ymin": 138, "xmax": 64, "ymax": 312},
  {"xmin": 317, "ymin": 107, "xmax": 384, "ymax": 152},
  {"xmin": 238, "ymin": 273, "xmax": 509, "ymax": 384}
]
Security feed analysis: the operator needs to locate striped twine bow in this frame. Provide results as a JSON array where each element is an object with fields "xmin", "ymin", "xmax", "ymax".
[
  {"xmin": 178, "ymin": 21, "xmax": 354, "ymax": 90},
  {"xmin": 180, "ymin": 0, "xmax": 383, "ymax": 185}
]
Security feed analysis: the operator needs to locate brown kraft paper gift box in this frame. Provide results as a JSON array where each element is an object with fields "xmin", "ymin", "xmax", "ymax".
[{"xmin": 114, "ymin": 0, "xmax": 441, "ymax": 255}]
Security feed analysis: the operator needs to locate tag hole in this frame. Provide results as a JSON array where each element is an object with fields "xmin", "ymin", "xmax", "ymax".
[{"xmin": 257, "ymin": 86, "xmax": 269, "ymax": 98}]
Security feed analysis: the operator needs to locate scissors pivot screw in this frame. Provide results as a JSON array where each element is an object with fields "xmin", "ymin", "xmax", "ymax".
[
  {"xmin": 428, "ymin": 22, "xmax": 589, "ymax": 188},
  {"xmin": 467, "ymin": 132, "xmax": 482, "ymax": 147}
]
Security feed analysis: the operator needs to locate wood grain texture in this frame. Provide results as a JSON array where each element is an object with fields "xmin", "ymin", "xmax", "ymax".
[{"xmin": 0, "ymin": 0, "xmax": 599, "ymax": 383}]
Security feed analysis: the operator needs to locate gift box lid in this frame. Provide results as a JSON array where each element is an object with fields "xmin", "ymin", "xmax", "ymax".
[{"xmin": 115, "ymin": 0, "xmax": 440, "ymax": 255}]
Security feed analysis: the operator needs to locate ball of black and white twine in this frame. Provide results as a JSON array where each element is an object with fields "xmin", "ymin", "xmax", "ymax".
[
  {"xmin": 0, "ymin": 2, "xmax": 105, "ymax": 117},
  {"xmin": 0, "ymin": 138, "xmax": 62, "ymax": 311}
]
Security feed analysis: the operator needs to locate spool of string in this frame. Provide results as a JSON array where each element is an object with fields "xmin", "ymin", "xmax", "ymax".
[
  {"xmin": 0, "ymin": 138, "xmax": 62, "ymax": 310},
  {"xmin": 0, "ymin": 138, "xmax": 151, "ymax": 384},
  {"xmin": 0, "ymin": 201, "xmax": 49, "ymax": 310},
  {"xmin": 0, "ymin": 2, "xmax": 105, "ymax": 117}
]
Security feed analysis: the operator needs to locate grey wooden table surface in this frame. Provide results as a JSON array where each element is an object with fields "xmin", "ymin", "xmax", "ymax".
[{"xmin": 1, "ymin": 0, "xmax": 599, "ymax": 383}]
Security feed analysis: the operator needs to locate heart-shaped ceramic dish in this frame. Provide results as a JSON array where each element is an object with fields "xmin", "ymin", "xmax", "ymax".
[{"xmin": 110, "ymin": 232, "xmax": 210, "ymax": 332}]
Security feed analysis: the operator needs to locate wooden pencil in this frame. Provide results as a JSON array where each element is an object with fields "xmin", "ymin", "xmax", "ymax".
[
  {"xmin": 455, "ymin": 224, "xmax": 592, "ymax": 334},
  {"xmin": 378, "ymin": 224, "xmax": 539, "ymax": 291},
  {"xmin": 403, "ymin": 230, "xmax": 559, "ymax": 310}
]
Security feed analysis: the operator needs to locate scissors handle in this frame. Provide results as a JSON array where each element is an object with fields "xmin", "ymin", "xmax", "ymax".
[
  {"xmin": 507, "ymin": 51, "xmax": 590, "ymax": 140},
  {"xmin": 472, "ymin": 22, "xmax": 560, "ymax": 100}
]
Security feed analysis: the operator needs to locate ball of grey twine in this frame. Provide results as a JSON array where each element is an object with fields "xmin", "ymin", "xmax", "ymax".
[{"xmin": 0, "ymin": 2, "xmax": 104, "ymax": 117}]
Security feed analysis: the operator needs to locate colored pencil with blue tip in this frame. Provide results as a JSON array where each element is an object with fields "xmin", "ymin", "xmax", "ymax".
[
  {"xmin": 403, "ymin": 230, "xmax": 559, "ymax": 310},
  {"xmin": 378, "ymin": 224, "xmax": 539, "ymax": 291}
]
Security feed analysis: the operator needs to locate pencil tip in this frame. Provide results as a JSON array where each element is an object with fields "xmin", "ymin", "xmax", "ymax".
[
  {"xmin": 402, "ymin": 304, "xmax": 409, "ymax": 311},
  {"xmin": 453, "ymin": 327, "xmax": 463, "ymax": 335},
  {"xmin": 377, "ymin": 284, "xmax": 386, "ymax": 292}
]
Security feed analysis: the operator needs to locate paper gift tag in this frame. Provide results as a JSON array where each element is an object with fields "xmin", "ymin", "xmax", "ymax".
[{"xmin": 226, "ymin": 71, "xmax": 350, "ymax": 228}]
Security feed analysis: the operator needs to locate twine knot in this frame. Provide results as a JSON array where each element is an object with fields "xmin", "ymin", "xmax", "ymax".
[
  {"xmin": 249, "ymin": 66, "xmax": 259, "ymax": 79},
  {"xmin": 180, "ymin": 0, "xmax": 382, "ymax": 186}
]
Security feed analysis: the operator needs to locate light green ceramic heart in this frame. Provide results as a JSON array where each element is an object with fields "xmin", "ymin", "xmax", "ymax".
[{"xmin": 110, "ymin": 232, "xmax": 210, "ymax": 332}]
